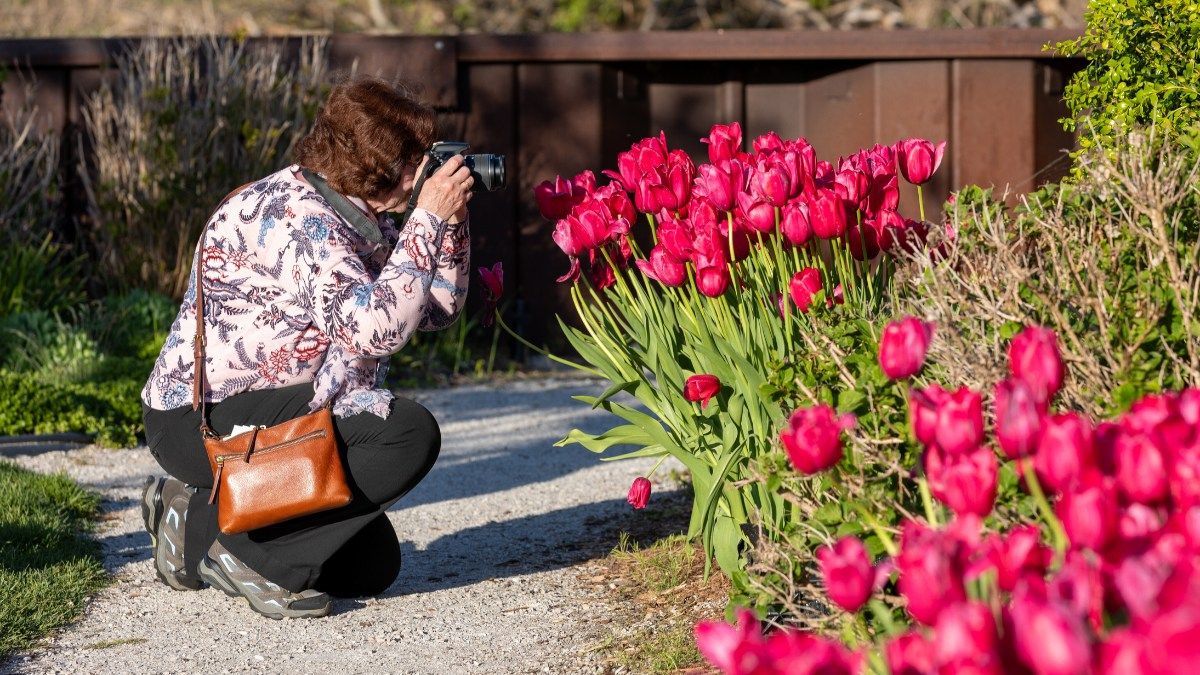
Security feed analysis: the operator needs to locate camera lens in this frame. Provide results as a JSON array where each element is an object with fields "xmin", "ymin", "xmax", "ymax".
[{"xmin": 464, "ymin": 154, "xmax": 506, "ymax": 192}]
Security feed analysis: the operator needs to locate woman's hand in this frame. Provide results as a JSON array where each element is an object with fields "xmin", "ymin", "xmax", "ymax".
[{"xmin": 415, "ymin": 155, "xmax": 474, "ymax": 222}]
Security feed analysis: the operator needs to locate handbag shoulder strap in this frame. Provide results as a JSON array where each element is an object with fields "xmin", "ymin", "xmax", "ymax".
[{"xmin": 192, "ymin": 181, "xmax": 256, "ymax": 437}]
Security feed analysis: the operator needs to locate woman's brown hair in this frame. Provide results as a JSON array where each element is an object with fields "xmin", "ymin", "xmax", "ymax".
[{"xmin": 294, "ymin": 76, "xmax": 436, "ymax": 202}]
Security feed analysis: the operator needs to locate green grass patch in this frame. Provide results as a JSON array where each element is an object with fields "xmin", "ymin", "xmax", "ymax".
[{"xmin": 0, "ymin": 460, "xmax": 108, "ymax": 660}]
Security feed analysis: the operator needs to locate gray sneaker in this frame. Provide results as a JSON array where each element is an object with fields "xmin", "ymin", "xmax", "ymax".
[
  {"xmin": 197, "ymin": 540, "xmax": 331, "ymax": 620},
  {"xmin": 140, "ymin": 475, "xmax": 204, "ymax": 591}
]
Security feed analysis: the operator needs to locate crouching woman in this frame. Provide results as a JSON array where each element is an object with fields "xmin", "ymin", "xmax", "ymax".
[{"xmin": 139, "ymin": 76, "xmax": 473, "ymax": 618}]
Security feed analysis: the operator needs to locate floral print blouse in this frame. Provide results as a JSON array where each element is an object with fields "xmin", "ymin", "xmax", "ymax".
[{"xmin": 141, "ymin": 164, "xmax": 470, "ymax": 419}]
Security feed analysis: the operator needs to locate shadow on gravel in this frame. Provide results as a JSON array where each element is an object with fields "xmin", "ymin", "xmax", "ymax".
[{"xmin": 384, "ymin": 488, "xmax": 691, "ymax": 596}]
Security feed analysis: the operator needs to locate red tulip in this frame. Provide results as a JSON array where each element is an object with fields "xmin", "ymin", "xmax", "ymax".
[
  {"xmin": 684, "ymin": 374, "xmax": 721, "ymax": 409},
  {"xmin": 752, "ymin": 131, "xmax": 784, "ymax": 154},
  {"xmin": 693, "ymin": 160, "xmax": 746, "ymax": 212},
  {"xmin": 702, "ymin": 122, "xmax": 742, "ymax": 165},
  {"xmin": 1057, "ymin": 477, "xmax": 1118, "ymax": 551},
  {"xmin": 572, "ymin": 169, "xmax": 597, "ymax": 195},
  {"xmin": 635, "ymin": 246, "xmax": 687, "ymax": 287},
  {"xmin": 885, "ymin": 631, "xmax": 934, "ymax": 675},
  {"xmin": 1034, "ymin": 413, "xmax": 1095, "ymax": 493},
  {"xmin": 886, "ymin": 217, "xmax": 931, "ymax": 255},
  {"xmin": 934, "ymin": 387, "xmax": 985, "ymax": 456},
  {"xmin": 534, "ymin": 175, "xmax": 586, "ymax": 221},
  {"xmin": 735, "ymin": 192, "xmax": 776, "ymax": 234},
  {"xmin": 817, "ymin": 536, "xmax": 874, "ymax": 613},
  {"xmin": 696, "ymin": 266, "xmax": 730, "ymax": 297},
  {"xmin": 910, "ymin": 384, "xmax": 948, "ymax": 447},
  {"xmin": 780, "ymin": 404, "xmax": 856, "ymax": 475},
  {"xmin": 780, "ymin": 200, "xmax": 812, "ymax": 247},
  {"xmin": 878, "ymin": 316, "xmax": 934, "ymax": 380},
  {"xmin": 789, "ymin": 267, "xmax": 823, "ymax": 313},
  {"xmin": 762, "ymin": 630, "xmax": 859, "ymax": 675},
  {"xmin": 782, "ymin": 138, "xmax": 816, "ymax": 198},
  {"xmin": 1049, "ymin": 552, "xmax": 1105, "ymax": 632},
  {"xmin": 477, "ymin": 261, "xmax": 503, "ymax": 327},
  {"xmin": 605, "ymin": 132, "xmax": 669, "ymax": 192},
  {"xmin": 865, "ymin": 171, "xmax": 899, "ymax": 217},
  {"xmin": 1180, "ymin": 388, "xmax": 1200, "ymax": 425},
  {"xmin": 1009, "ymin": 586, "xmax": 1092, "ymax": 675},
  {"xmin": 663, "ymin": 149, "xmax": 696, "ymax": 211},
  {"xmin": 834, "ymin": 167, "xmax": 870, "ymax": 208},
  {"xmin": 627, "ymin": 476, "xmax": 651, "ymax": 509},
  {"xmin": 868, "ymin": 209, "xmax": 904, "ymax": 252},
  {"xmin": 1116, "ymin": 431, "xmax": 1170, "ymax": 504},
  {"xmin": 593, "ymin": 183, "xmax": 637, "ymax": 224},
  {"xmin": 926, "ymin": 446, "xmax": 998, "ymax": 517},
  {"xmin": 994, "ymin": 378, "xmax": 1047, "ymax": 459},
  {"xmin": 844, "ymin": 222, "xmax": 880, "ymax": 261},
  {"xmin": 933, "ymin": 602, "xmax": 1001, "ymax": 674},
  {"xmin": 1009, "ymin": 326, "xmax": 1064, "ymax": 405},
  {"xmin": 753, "ymin": 155, "xmax": 792, "ymax": 207},
  {"xmin": 974, "ymin": 526, "xmax": 1051, "ymax": 592},
  {"xmin": 895, "ymin": 138, "xmax": 947, "ymax": 186},
  {"xmin": 809, "ymin": 188, "xmax": 848, "ymax": 239},
  {"xmin": 1144, "ymin": 601, "xmax": 1200, "ymax": 674},
  {"xmin": 1098, "ymin": 629, "xmax": 1151, "ymax": 675},
  {"xmin": 694, "ymin": 608, "xmax": 764, "ymax": 675},
  {"xmin": 1171, "ymin": 442, "xmax": 1200, "ymax": 511},
  {"xmin": 552, "ymin": 204, "xmax": 612, "ymax": 258},
  {"xmin": 897, "ymin": 520, "xmax": 967, "ymax": 625},
  {"xmin": 657, "ymin": 217, "xmax": 695, "ymax": 263}
]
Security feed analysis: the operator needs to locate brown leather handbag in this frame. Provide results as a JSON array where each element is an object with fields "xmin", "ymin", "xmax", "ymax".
[{"xmin": 193, "ymin": 184, "xmax": 352, "ymax": 535}]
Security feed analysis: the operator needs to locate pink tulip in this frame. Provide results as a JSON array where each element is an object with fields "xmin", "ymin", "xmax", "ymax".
[
  {"xmin": 878, "ymin": 316, "xmax": 934, "ymax": 380},
  {"xmin": 897, "ymin": 520, "xmax": 967, "ymax": 625},
  {"xmin": 782, "ymin": 139, "xmax": 816, "ymax": 198},
  {"xmin": 635, "ymin": 246, "xmax": 687, "ymax": 287},
  {"xmin": 592, "ymin": 183, "xmax": 636, "ymax": 224},
  {"xmin": 627, "ymin": 476, "xmax": 651, "ymax": 509},
  {"xmin": 684, "ymin": 374, "xmax": 721, "ymax": 409},
  {"xmin": 868, "ymin": 209, "xmax": 904, "ymax": 252},
  {"xmin": 780, "ymin": 404, "xmax": 856, "ymax": 475},
  {"xmin": 657, "ymin": 217, "xmax": 695, "ymax": 263},
  {"xmin": 753, "ymin": 155, "xmax": 792, "ymax": 207},
  {"xmin": 1171, "ymin": 442, "xmax": 1200, "ymax": 511},
  {"xmin": 663, "ymin": 149, "xmax": 695, "ymax": 211},
  {"xmin": 605, "ymin": 132, "xmax": 669, "ymax": 192},
  {"xmin": 696, "ymin": 266, "xmax": 730, "ymax": 297},
  {"xmin": 763, "ymin": 631, "xmax": 859, "ymax": 675},
  {"xmin": 933, "ymin": 602, "xmax": 1001, "ymax": 674},
  {"xmin": 895, "ymin": 138, "xmax": 947, "ymax": 185},
  {"xmin": 780, "ymin": 200, "xmax": 812, "ymax": 247},
  {"xmin": 994, "ymin": 378, "xmax": 1047, "ymax": 459},
  {"xmin": 809, "ymin": 188, "xmax": 848, "ymax": 239},
  {"xmin": 1049, "ymin": 552, "xmax": 1105, "ymax": 632},
  {"xmin": 974, "ymin": 526, "xmax": 1050, "ymax": 592},
  {"xmin": 1034, "ymin": 413, "xmax": 1095, "ymax": 493},
  {"xmin": 693, "ymin": 160, "xmax": 746, "ymax": 212},
  {"xmin": 885, "ymin": 631, "xmax": 934, "ymax": 675},
  {"xmin": 534, "ymin": 175, "xmax": 585, "ymax": 221},
  {"xmin": 926, "ymin": 446, "xmax": 998, "ymax": 517},
  {"xmin": 1009, "ymin": 326, "xmax": 1065, "ymax": 405},
  {"xmin": 910, "ymin": 384, "xmax": 949, "ymax": 447},
  {"xmin": 1098, "ymin": 629, "xmax": 1151, "ymax": 675},
  {"xmin": 790, "ymin": 267, "xmax": 823, "ymax": 313},
  {"xmin": 817, "ymin": 536, "xmax": 874, "ymax": 613},
  {"xmin": 934, "ymin": 387, "xmax": 985, "ymax": 456},
  {"xmin": 834, "ymin": 167, "xmax": 870, "ymax": 208},
  {"xmin": 572, "ymin": 169, "xmax": 597, "ymax": 195},
  {"xmin": 702, "ymin": 122, "xmax": 743, "ymax": 165},
  {"xmin": 1009, "ymin": 586, "xmax": 1092, "ymax": 675},
  {"xmin": 1144, "ymin": 601, "xmax": 1200, "ymax": 674},
  {"xmin": 886, "ymin": 217, "xmax": 931, "ymax": 255},
  {"xmin": 1116, "ymin": 431, "xmax": 1170, "ymax": 504},
  {"xmin": 735, "ymin": 192, "xmax": 776, "ymax": 234},
  {"xmin": 694, "ymin": 608, "xmax": 764, "ymax": 675},
  {"xmin": 1057, "ymin": 477, "xmax": 1118, "ymax": 551},
  {"xmin": 844, "ymin": 222, "xmax": 880, "ymax": 261},
  {"xmin": 865, "ymin": 171, "xmax": 899, "ymax": 217},
  {"xmin": 477, "ymin": 262, "xmax": 503, "ymax": 327},
  {"xmin": 826, "ymin": 283, "xmax": 844, "ymax": 308},
  {"xmin": 1180, "ymin": 388, "xmax": 1200, "ymax": 424},
  {"xmin": 752, "ymin": 131, "xmax": 784, "ymax": 154}
]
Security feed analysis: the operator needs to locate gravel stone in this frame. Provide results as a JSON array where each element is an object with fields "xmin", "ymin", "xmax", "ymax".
[{"xmin": 2, "ymin": 377, "xmax": 667, "ymax": 674}]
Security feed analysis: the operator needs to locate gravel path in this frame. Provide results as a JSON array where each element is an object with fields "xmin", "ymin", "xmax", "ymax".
[{"xmin": 2, "ymin": 377, "xmax": 669, "ymax": 674}]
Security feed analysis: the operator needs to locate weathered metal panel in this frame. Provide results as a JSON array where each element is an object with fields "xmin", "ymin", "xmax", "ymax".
[
  {"xmin": 874, "ymin": 60, "xmax": 952, "ymax": 217},
  {"xmin": 1, "ymin": 67, "xmax": 67, "ymax": 133},
  {"xmin": 327, "ymin": 35, "xmax": 457, "ymax": 108},
  {"xmin": 952, "ymin": 59, "xmax": 1036, "ymax": 196},
  {"xmin": 805, "ymin": 63, "xmax": 877, "ymax": 161}
]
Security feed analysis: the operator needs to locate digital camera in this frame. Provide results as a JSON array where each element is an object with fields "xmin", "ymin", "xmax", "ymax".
[{"xmin": 397, "ymin": 141, "xmax": 505, "ymax": 228}]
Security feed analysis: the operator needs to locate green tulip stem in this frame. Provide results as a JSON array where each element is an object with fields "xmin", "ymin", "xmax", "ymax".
[
  {"xmin": 918, "ymin": 477, "xmax": 941, "ymax": 527},
  {"xmin": 1024, "ymin": 468, "xmax": 1069, "ymax": 555},
  {"xmin": 855, "ymin": 504, "xmax": 898, "ymax": 557},
  {"xmin": 646, "ymin": 453, "xmax": 669, "ymax": 478},
  {"xmin": 917, "ymin": 185, "xmax": 926, "ymax": 224},
  {"xmin": 491, "ymin": 308, "xmax": 599, "ymax": 377},
  {"xmin": 645, "ymin": 212, "xmax": 659, "ymax": 246}
]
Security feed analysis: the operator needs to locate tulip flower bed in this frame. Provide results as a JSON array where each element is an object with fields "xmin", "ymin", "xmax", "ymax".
[
  {"xmin": 508, "ymin": 124, "xmax": 952, "ymax": 590},
  {"xmin": 694, "ymin": 324, "xmax": 1200, "ymax": 675}
]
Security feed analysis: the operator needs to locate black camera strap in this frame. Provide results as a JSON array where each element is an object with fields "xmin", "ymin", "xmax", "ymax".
[
  {"xmin": 395, "ymin": 151, "xmax": 439, "ymax": 231},
  {"xmin": 301, "ymin": 168, "xmax": 384, "ymax": 245}
]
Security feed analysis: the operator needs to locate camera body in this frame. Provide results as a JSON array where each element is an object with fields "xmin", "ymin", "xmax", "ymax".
[{"xmin": 398, "ymin": 141, "xmax": 506, "ymax": 227}]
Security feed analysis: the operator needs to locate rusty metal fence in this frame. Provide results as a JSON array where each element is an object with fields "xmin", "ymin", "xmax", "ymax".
[{"xmin": 0, "ymin": 30, "xmax": 1082, "ymax": 345}]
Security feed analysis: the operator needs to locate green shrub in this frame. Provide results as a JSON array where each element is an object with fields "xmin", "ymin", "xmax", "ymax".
[
  {"xmin": 80, "ymin": 36, "xmax": 329, "ymax": 297},
  {"xmin": 0, "ymin": 371, "xmax": 143, "ymax": 447},
  {"xmin": 0, "ymin": 460, "xmax": 107, "ymax": 659},
  {"xmin": 1057, "ymin": 0, "xmax": 1200, "ymax": 156}
]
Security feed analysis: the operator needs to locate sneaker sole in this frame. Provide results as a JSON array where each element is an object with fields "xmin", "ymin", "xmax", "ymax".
[{"xmin": 197, "ymin": 557, "xmax": 330, "ymax": 620}]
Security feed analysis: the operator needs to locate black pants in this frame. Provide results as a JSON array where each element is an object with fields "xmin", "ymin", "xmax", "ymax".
[{"xmin": 142, "ymin": 383, "xmax": 440, "ymax": 596}]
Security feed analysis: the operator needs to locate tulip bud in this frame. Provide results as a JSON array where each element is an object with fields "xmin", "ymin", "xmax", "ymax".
[
  {"xmin": 534, "ymin": 175, "xmax": 584, "ymax": 221},
  {"xmin": 780, "ymin": 404, "xmax": 855, "ymax": 474},
  {"xmin": 734, "ymin": 192, "xmax": 776, "ymax": 234},
  {"xmin": 834, "ymin": 168, "xmax": 870, "ymax": 208},
  {"xmin": 934, "ymin": 387, "xmax": 985, "ymax": 456},
  {"xmin": 926, "ymin": 446, "xmax": 998, "ymax": 517},
  {"xmin": 780, "ymin": 200, "xmax": 812, "ymax": 247},
  {"xmin": 994, "ymin": 378, "xmax": 1047, "ymax": 459},
  {"xmin": 635, "ymin": 246, "xmax": 686, "ymax": 287},
  {"xmin": 1057, "ymin": 477, "xmax": 1118, "ymax": 551},
  {"xmin": 696, "ymin": 266, "xmax": 730, "ymax": 298},
  {"xmin": 790, "ymin": 267, "xmax": 823, "ymax": 313},
  {"xmin": 752, "ymin": 131, "xmax": 784, "ymax": 154},
  {"xmin": 1009, "ymin": 586, "xmax": 1092, "ymax": 675},
  {"xmin": 572, "ymin": 170, "xmax": 597, "ymax": 195},
  {"xmin": 626, "ymin": 476, "xmax": 652, "ymax": 509},
  {"xmin": 477, "ymin": 261, "xmax": 504, "ymax": 327},
  {"xmin": 1009, "ymin": 326, "xmax": 1064, "ymax": 405},
  {"xmin": 752, "ymin": 155, "xmax": 792, "ymax": 207},
  {"xmin": 886, "ymin": 631, "xmax": 934, "ymax": 675},
  {"xmin": 910, "ymin": 384, "xmax": 948, "ymax": 447},
  {"xmin": 809, "ymin": 188, "xmax": 848, "ymax": 239},
  {"xmin": 895, "ymin": 138, "xmax": 947, "ymax": 186},
  {"xmin": 817, "ymin": 536, "xmax": 874, "ymax": 613},
  {"xmin": 683, "ymin": 374, "xmax": 721, "ymax": 409},
  {"xmin": 878, "ymin": 316, "xmax": 934, "ymax": 380},
  {"xmin": 1035, "ymin": 413, "xmax": 1095, "ymax": 494},
  {"xmin": 702, "ymin": 122, "xmax": 743, "ymax": 165},
  {"xmin": 1116, "ymin": 432, "xmax": 1170, "ymax": 504},
  {"xmin": 933, "ymin": 602, "xmax": 1001, "ymax": 673},
  {"xmin": 865, "ymin": 171, "xmax": 899, "ymax": 217},
  {"xmin": 897, "ymin": 520, "xmax": 967, "ymax": 625}
]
